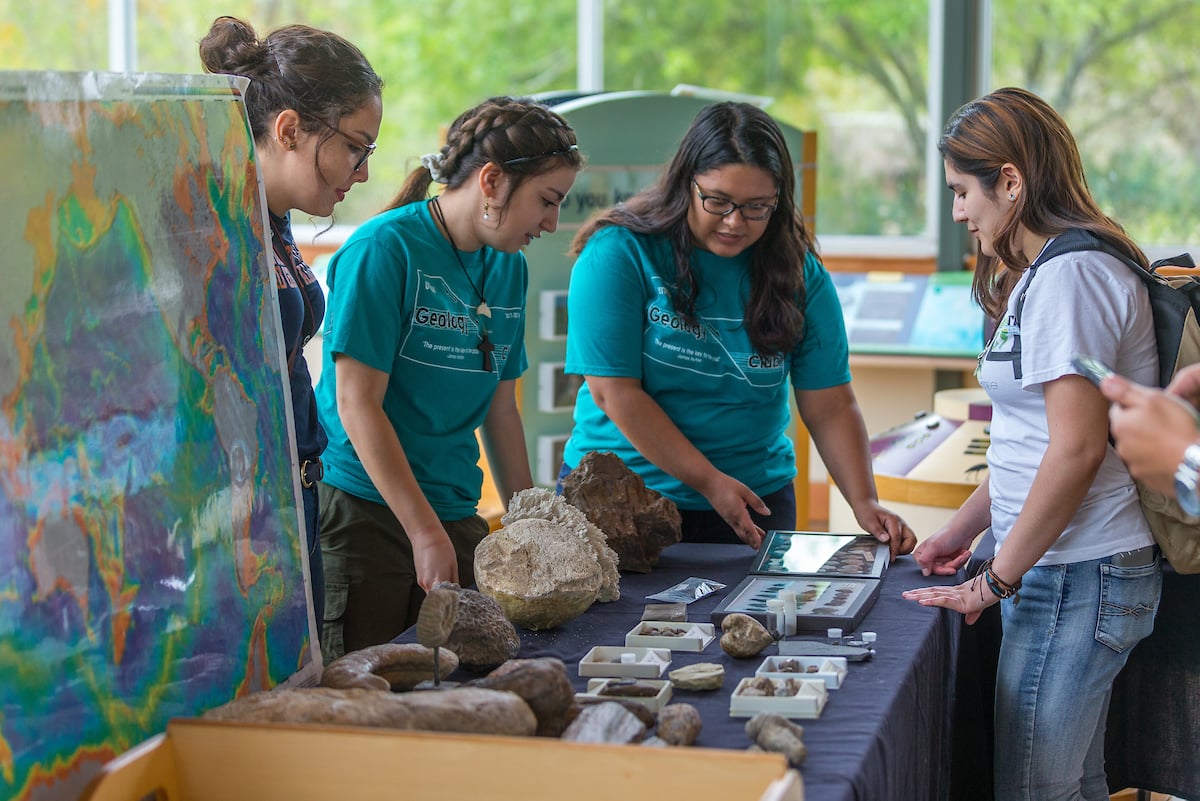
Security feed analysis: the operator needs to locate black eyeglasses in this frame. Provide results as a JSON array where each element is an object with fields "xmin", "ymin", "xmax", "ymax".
[
  {"xmin": 692, "ymin": 180, "xmax": 777, "ymax": 221},
  {"xmin": 320, "ymin": 121, "xmax": 377, "ymax": 172},
  {"xmin": 502, "ymin": 144, "xmax": 579, "ymax": 166}
]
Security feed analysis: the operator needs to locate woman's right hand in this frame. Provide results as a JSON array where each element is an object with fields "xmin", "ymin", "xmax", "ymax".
[
  {"xmin": 912, "ymin": 528, "xmax": 973, "ymax": 577},
  {"xmin": 702, "ymin": 473, "xmax": 770, "ymax": 549},
  {"xmin": 410, "ymin": 526, "xmax": 459, "ymax": 592}
]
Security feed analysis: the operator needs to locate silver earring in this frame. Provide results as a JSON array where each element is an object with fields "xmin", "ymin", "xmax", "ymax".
[{"xmin": 483, "ymin": 199, "xmax": 490, "ymax": 221}]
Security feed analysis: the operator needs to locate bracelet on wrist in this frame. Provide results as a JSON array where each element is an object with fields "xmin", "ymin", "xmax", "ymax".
[{"xmin": 980, "ymin": 559, "xmax": 1022, "ymax": 606}]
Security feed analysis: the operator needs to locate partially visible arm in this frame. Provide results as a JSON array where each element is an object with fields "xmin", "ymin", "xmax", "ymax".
[
  {"xmin": 796, "ymin": 383, "xmax": 916, "ymax": 558},
  {"xmin": 906, "ymin": 375, "xmax": 1109, "ymax": 623},
  {"xmin": 1103, "ymin": 373, "xmax": 1200, "ymax": 494},
  {"xmin": 334, "ymin": 354, "xmax": 457, "ymax": 590},
  {"xmin": 479, "ymin": 379, "xmax": 534, "ymax": 509},
  {"xmin": 586, "ymin": 375, "xmax": 770, "ymax": 548}
]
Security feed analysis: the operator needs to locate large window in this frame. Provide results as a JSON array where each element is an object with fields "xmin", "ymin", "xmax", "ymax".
[{"xmin": 2, "ymin": 1, "xmax": 1195, "ymax": 248}]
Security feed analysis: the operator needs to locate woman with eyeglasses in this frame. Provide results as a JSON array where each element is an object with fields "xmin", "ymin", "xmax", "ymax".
[
  {"xmin": 315, "ymin": 97, "xmax": 583, "ymax": 661},
  {"xmin": 563, "ymin": 102, "xmax": 913, "ymax": 556},
  {"xmin": 199, "ymin": 17, "xmax": 382, "ymax": 643}
]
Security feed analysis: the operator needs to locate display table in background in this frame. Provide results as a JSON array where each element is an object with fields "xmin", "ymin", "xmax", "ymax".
[{"xmin": 401, "ymin": 543, "xmax": 967, "ymax": 801}]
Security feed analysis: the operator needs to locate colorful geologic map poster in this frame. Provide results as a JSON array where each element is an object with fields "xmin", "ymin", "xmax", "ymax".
[{"xmin": 0, "ymin": 72, "xmax": 319, "ymax": 801}]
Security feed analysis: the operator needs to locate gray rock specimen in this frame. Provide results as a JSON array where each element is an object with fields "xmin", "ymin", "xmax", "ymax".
[
  {"xmin": 560, "ymin": 451, "xmax": 682, "ymax": 573},
  {"xmin": 668, "ymin": 662, "xmax": 725, "ymax": 690},
  {"xmin": 467, "ymin": 657, "xmax": 575, "ymax": 737},
  {"xmin": 474, "ymin": 517, "xmax": 603, "ymax": 630},
  {"xmin": 561, "ymin": 701, "xmax": 647, "ymax": 744},
  {"xmin": 434, "ymin": 582, "xmax": 521, "ymax": 672},
  {"xmin": 572, "ymin": 696, "xmax": 657, "ymax": 727},
  {"xmin": 319, "ymin": 643, "xmax": 459, "ymax": 691},
  {"xmin": 656, "ymin": 703, "xmax": 702, "ymax": 746},
  {"xmin": 503, "ymin": 487, "xmax": 621, "ymax": 602},
  {"xmin": 719, "ymin": 613, "xmax": 775, "ymax": 658},
  {"xmin": 203, "ymin": 687, "xmax": 537, "ymax": 737},
  {"xmin": 745, "ymin": 712, "xmax": 808, "ymax": 767}
]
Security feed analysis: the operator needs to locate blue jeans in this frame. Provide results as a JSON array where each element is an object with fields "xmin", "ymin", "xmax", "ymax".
[
  {"xmin": 994, "ymin": 551, "xmax": 1161, "ymax": 801},
  {"xmin": 301, "ymin": 483, "xmax": 323, "ymax": 643}
]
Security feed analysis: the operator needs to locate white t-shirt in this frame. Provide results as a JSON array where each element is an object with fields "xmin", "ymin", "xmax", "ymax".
[{"xmin": 976, "ymin": 245, "xmax": 1157, "ymax": 564}]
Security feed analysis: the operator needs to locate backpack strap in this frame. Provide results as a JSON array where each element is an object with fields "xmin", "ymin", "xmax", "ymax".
[{"xmin": 981, "ymin": 230, "xmax": 1094, "ymax": 380}]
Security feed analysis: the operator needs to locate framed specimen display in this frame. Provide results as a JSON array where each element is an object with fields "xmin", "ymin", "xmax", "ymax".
[{"xmin": 710, "ymin": 531, "xmax": 889, "ymax": 633}]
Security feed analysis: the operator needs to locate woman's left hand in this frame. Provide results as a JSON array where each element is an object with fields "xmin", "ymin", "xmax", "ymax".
[
  {"xmin": 853, "ymin": 501, "xmax": 917, "ymax": 560},
  {"xmin": 902, "ymin": 573, "xmax": 997, "ymax": 625}
]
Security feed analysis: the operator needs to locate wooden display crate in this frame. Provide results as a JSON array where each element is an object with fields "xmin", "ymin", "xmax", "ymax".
[{"xmin": 81, "ymin": 718, "xmax": 804, "ymax": 801}]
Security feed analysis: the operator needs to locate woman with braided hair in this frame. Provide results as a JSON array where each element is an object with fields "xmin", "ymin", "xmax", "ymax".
[
  {"xmin": 199, "ymin": 16, "xmax": 382, "ymax": 643},
  {"xmin": 315, "ymin": 97, "xmax": 582, "ymax": 660}
]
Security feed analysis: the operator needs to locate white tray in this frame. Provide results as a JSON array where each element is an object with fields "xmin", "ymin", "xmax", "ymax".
[
  {"xmin": 577, "ymin": 678, "xmax": 673, "ymax": 713},
  {"xmin": 729, "ymin": 676, "xmax": 828, "ymax": 719},
  {"xmin": 625, "ymin": 621, "xmax": 716, "ymax": 652},
  {"xmin": 578, "ymin": 646, "xmax": 672, "ymax": 679},
  {"xmin": 755, "ymin": 656, "xmax": 847, "ymax": 689}
]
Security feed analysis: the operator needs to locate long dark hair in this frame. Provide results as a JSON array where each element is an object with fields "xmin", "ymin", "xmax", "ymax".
[
  {"xmin": 571, "ymin": 102, "xmax": 814, "ymax": 355},
  {"xmin": 387, "ymin": 96, "xmax": 582, "ymax": 214},
  {"xmin": 939, "ymin": 86, "xmax": 1147, "ymax": 320},
  {"xmin": 199, "ymin": 16, "xmax": 382, "ymax": 151}
]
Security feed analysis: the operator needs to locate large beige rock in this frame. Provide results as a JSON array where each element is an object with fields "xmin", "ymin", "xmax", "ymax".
[
  {"xmin": 560, "ymin": 451, "xmax": 682, "ymax": 573},
  {"xmin": 504, "ymin": 488, "xmax": 621, "ymax": 602},
  {"xmin": 474, "ymin": 518, "xmax": 603, "ymax": 630},
  {"xmin": 203, "ymin": 687, "xmax": 537, "ymax": 737}
]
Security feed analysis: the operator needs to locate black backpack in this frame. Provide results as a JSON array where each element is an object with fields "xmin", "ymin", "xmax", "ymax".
[{"xmin": 991, "ymin": 228, "xmax": 1200, "ymax": 573}]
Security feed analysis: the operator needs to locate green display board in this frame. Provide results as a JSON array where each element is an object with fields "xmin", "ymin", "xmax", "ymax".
[{"xmin": 521, "ymin": 91, "xmax": 813, "ymax": 486}]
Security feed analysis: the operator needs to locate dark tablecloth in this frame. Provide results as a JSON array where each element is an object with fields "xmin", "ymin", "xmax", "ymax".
[{"xmin": 404, "ymin": 543, "xmax": 965, "ymax": 801}]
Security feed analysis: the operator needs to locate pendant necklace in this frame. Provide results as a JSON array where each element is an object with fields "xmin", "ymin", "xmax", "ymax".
[{"xmin": 429, "ymin": 196, "xmax": 495, "ymax": 372}]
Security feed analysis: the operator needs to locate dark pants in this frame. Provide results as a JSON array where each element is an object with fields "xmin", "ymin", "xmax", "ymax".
[
  {"xmin": 317, "ymin": 482, "xmax": 488, "ymax": 664},
  {"xmin": 679, "ymin": 483, "xmax": 797, "ymax": 544},
  {"xmin": 556, "ymin": 462, "xmax": 796, "ymax": 546},
  {"xmin": 301, "ymin": 483, "xmax": 324, "ymax": 643}
]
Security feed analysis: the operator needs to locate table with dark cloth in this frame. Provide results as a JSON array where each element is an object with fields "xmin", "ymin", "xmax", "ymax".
[{"xmin": 402, "ymin": 542, "xmax": 966, "ymax": 801}]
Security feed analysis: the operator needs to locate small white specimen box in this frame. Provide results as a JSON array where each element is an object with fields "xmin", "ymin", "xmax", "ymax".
[
  {"xmin": 754, "ymin": 656, "xmax": 848, "ymax": 690},
  {"xmin": 625, "ymin": 621, "xmax": 716, "ymax": 652},
  {"xmin": 578, "ymin": 646, "xmax": 671, "ymax": 679},
  {"xmin": 729, "ymin": 676, "xmax": 829, "ymax": 719},
  {"xmin": 577, "ymin": 678, "xmax": 673, "ymax": 713}
]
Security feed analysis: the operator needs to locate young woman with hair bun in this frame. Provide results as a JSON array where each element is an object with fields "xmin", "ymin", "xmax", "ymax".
[
  {"xmin": 199, "ymin": 16, "xmax": 383, "ymax": 643},
  {"xmin": 315, "ymin": 96, "xmax": 583, "ymax": 661}
]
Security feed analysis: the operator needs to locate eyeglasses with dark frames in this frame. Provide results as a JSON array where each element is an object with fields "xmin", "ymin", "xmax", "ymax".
[
  {"xmin": 692, "ymin": 180, "xmax": 777, "ymax": 221},
  {"xmin": 502, "ymin": 144, "xmax": 580, "ymax": 166},
  {"xmin": 319, "ymin": 121, "xmax": 377, "ymax": 172}
]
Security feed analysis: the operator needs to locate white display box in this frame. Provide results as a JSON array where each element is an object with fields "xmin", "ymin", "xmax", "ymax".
[
  {"xmin": 729, "ymin": 677, "xmax": 829, "ymax": 719},
  {"xmin": 579, "ymin": 646, "xmax": 672, "ymax": 679},
  {"xmin": 625, "ymin": 621, "xmax": 716, "ymax": 652},
  {"xmin": 755, "ymin": 656, "xmax": 848, "ymax": 690},
  {"xmin": 578, "ymin": 678, "xmax": 673, "ymax": 713}
]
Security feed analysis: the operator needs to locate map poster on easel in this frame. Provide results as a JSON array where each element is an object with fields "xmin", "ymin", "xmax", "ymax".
[{"xmin": 0, "ymin": 72, "xmax": 319, "ymax": 801}]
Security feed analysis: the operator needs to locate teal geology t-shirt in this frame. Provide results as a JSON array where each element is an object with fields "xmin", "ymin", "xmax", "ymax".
[
  {"xmin": 316, "ymin": 201, "xmax": 528, "ymax": 520},
  {"xmin": 563, "ymin": 225, "xmax": 850, "ymax": 509}
]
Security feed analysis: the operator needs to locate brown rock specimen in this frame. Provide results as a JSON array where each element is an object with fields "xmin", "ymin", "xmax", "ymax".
[
  {"xmin": 203, "ymin": 687, "xmax": 537, "ymax": 737},
  {"xmin": 719, "ymin": 613, "xmax": 774, "ymax": 658},
  {"xmin": 745, "ymin": 712, "xmax": 808, "ymax": 767},
  {"xmin": 656, "ymin": 703, "xmax": 702, "ymax": 746},
  {"xmin": 668, "ymin": 662, "xmax": 725, "ymax": 691},
  {"xmin": 415, "ymin": 584, "xmax": 458, "ymax": 648},
  {"xmin": 561, "ymin": 701, "xmax": 647, "ymax": 744},
  {"xmin": 560, "ymin": 451, "xmax": 682, "ymax": 573},
  {"xmin": 467, "ymin": 657, "xmax": 575, "ymax": 737},
  {"xmin": 320, "ymin": 643, "xmax": 459, "ymax": 692},
  {"xmin": 434, "ymin": 582, "xmax": 521, "ymax": 672},
  {"xmin": 474, "ymin": 518, "xmax": 602, "ymax": 630},
  {"xmin": 504, "ymin": 488, "xmax": 621, "ymax": 602}
]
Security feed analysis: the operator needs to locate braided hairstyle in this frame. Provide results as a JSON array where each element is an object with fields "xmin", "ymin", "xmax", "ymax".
[
  {"xmin": 198, "ymin": 16, "xmax": 382, "ymax": 149},
  {"xmin": 387, "ymin": 96, "xmax": 582, "ymax": 212}
]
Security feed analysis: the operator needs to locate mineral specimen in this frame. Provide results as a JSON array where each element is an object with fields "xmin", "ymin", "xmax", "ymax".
[
  {"xmin": 719, "ymin": 613, "xmax": 775, "ymax": 658},
  {"xmin": 320, "ymin": 643, "xmax": 459, "ymax": 692},
  {"xmin": 467, "ymin": 657, "xmax": 575, "ymax": 737},
  {"xmin": 656, "ymin": 703, "xmax": 702, "ymax": 746},
  {"xmin": 667, "ymin": 662, "xmax": 725, "ymax": 691},
  {"xmin": 434, "ymin": 582, "xmax": 521, "ymax": 672}
]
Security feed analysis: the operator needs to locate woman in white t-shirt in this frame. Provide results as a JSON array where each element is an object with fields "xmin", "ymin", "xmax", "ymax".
[{"xmin": 903, "ymin": 87, "xmax": 1162, "ymax": 801}]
